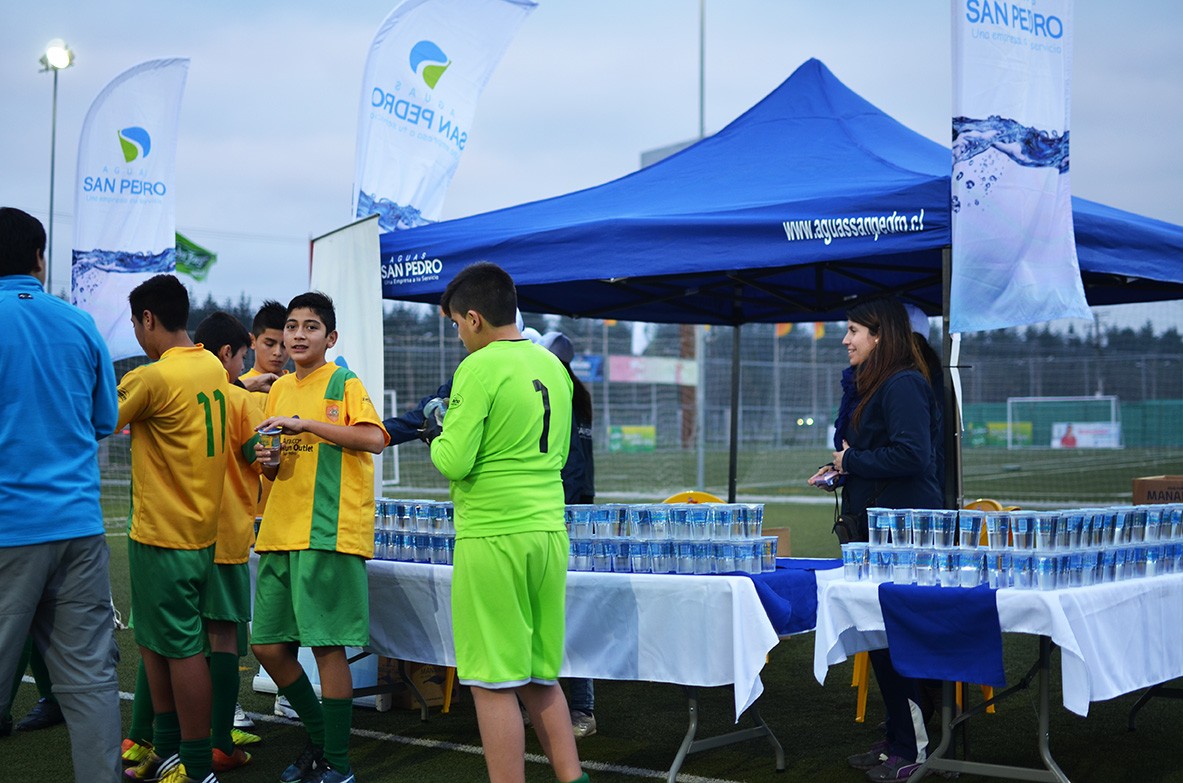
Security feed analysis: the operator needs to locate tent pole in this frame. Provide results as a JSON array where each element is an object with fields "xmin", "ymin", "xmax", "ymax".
[
  {"xmin": 941, "ymin": 245, "xmax": 964, "ymax": 510},
  {"xmin": 728, "ymin": 322, "xmax": 741, "ymax": 502}
]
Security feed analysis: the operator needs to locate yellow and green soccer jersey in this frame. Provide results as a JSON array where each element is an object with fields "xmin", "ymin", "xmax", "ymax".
[
  {"xmin": 431, "ymin": 340, "xmax": 572, "ymax": 539},
  {"xmin": 240, "ymin": 366, "xmax": 275, "ymax": 515},
  {"xmin": 117, "ymin": 345, "xmax": 231, "ymax": 550},
  {"xmin": 215, "ymin": 383, "xmax": 264, "ymax": 564},
  {"xmin": 256, "ymin": 363, "xmax": 389, "ymax": 557}
]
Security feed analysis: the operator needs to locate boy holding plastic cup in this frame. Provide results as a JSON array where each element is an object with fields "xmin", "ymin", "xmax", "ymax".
[{"xmin": 251, "ymin": 293, "xmax": 389, "ymax": 783}]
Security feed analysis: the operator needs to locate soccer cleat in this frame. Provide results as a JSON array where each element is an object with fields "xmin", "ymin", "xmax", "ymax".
[
  {"xmin": 16, "ymin": 697, "xmax": 64, "ymax": 731},
  {"xmin": 569, "ymin": 710, "xmax": 597, "ymax": 739},
  {"xmin": 233, "ymin": 703, "xmax": 255, "ymax": 729},
  {"xmin": 308, "ymin": 767, "xmax": 355, "ymax": 783},
  {"xmin": 159, "ymin": 760, "xmax": 220, "ymax": 783},
  {"xmin": 212, "ymin": 746, "xmax": 252, "ymax": 772},
  {"xmin": 865, "ymin": 754, "xmax": 923, "ymax": 783},
  {"xmin": 126, "ymin": 752, "xmax": 180, "ymax": 781},
  {"xmin": 279, "ymin": 743, "xmax": 323, "ymax": 783},
  {"xmin": 847, "ymin": 739, "xmax": 889, "ymax": 770},
  {"xmin": 230, "ymin": 727, "xmax": 262, "ymax": 746},
  {"xmin": 273, "ymin": 694, "xmax": 300, "ymax": 721},
  {"xmin": 121, "ymin": 738, "xmax": 154, "ymax": 765}
]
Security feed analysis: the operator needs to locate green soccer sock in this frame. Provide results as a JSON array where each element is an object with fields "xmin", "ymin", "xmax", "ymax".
[
  {"xmin": 129, "ymin": 660, "xmax": 155, "ymax": 745},
  {"xmin": 279, "ymin": 671, "xmax": 325, "ymax": 748},
  {"xmin": 209, "ymin": 652, "xmax": 239, "ymax": 754},
  {"xmin": 28, "ymin": 644, "xmax": 55, "ymax": 702},
  {"xmin": 320, "ymin": 697, "xmax": 353, "ymax": 774},
  {"xmin": 179, "ymin": 736, "xmax": 212, "ymax": 781},
  {"xmin": 153, "ymin": 710, "xmax": 182, "ymax": 760},
  {"xmin": 560, "ymin": 774, "xmax": 590, "ymax": 783}
]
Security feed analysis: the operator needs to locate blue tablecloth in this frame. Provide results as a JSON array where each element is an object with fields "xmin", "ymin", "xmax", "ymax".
[
  {"xmin": 878, "ymin": 583, "xmax": 1006, "ymax": 687},
  {"xmin": 734, "ymin": 557, "xmax": 841, "ymax": 636}
]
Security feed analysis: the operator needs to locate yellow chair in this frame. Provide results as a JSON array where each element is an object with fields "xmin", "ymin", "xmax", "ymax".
[{"xmin": 663, "ymin": 490, "xmax": 724, "ymax": 504}]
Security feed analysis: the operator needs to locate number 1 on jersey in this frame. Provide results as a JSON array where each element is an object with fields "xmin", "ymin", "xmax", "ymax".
[{"xmin": 532, "ymin": 379, "xmax": 551, "ymax": 453}]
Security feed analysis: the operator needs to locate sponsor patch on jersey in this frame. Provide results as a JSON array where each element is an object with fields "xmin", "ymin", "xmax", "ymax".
[
  {"xmin": 449, "ymin": 393, "xmax": 463, "ymax": 410},
  {"xmin": 325, "ymin": 401, "xmax": 341, "ymax": 423}
]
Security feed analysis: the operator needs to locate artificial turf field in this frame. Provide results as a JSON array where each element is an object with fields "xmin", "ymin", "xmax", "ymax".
[{"xmin": 7, "ymin": 496, "xmax": 1183, "ymax": 783}]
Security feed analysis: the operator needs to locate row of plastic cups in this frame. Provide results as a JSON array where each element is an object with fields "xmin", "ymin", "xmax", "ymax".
[
  {"xmin": 565, "ymin": 502, "xmax": 764, "ymax": 541},
  {"xmin": 569, "ymin": 536, "xmax": 777, "ymax": 575},
  {"xmin": 373, "ymin": 531, "xmax": 454, "ymax": 565},
  {"xmin": 868, "ymin": 505, "xmax": 1183, "ymax": 551},
  {"xmin": 842, "ymin": 542, "xmax": 1183, "ymax": 589},
  {"xmin": 376, "ymin": 498, "xmax": 455, "ymax": 534}
]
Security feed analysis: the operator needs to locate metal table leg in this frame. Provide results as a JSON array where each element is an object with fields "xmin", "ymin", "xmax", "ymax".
[
  {"xmin": 665, "ymin": 686, "xmax": 785, "ymax": 783},
  {"xmin": 906, "ymin": 636, "xmax": 1070, "ymax": 783},
  {"xmin": 1128, "ymin": 683, "xmax": 1183, "ymax": 731}
]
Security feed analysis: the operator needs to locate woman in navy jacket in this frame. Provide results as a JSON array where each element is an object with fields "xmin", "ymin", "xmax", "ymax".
[{"xmin": 830, "ymin": 298, "xmax": 943, "ymax": 783}]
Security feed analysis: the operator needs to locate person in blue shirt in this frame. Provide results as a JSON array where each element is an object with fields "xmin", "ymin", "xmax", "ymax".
[{"xmin": 0, "ymin": 207, "xmax": 121, "ymax": 780}]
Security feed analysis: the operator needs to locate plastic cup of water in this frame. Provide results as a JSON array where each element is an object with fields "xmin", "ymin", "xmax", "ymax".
[
  {"xmin": 629, "ymin": 540, "xmax": 651, "ymax": 573},
  {"xmin": 760, "ymin": 536, "xmax": 778, "ymax": 573},
  {"xmin": 891, "ymin": 548, "xmax": 916, "ymax": 584},
  {"xmin": 1011, "ymin": 512, "xmax": 1036, "ymax": 550},
  {"xmin": 868, "ymin": 546, "xmax": 893, "ymax": 583},
  {"xmin": 713, "ymin": 541, "xmax": 736, "ymax": 574},
  {"xmin": 648, "ymin": 505, "xmax": 672, "ymax": 540},
  {"xmin": 651, "ymin": 541, "xmax": 675, "ymax": 574},
  {"xmin": 933, "ymin": 510, "xmax": 958, "ymax": 549},
  {"xmin": 936, "ymin": 549, "xmax": 959, "ymax": 587},
  {"xmin": 985, "ymin": 549, "xmax": 1011, "ymax": 589},
  {"xmin": 959, "ymin": 510, "xmax": 985, "ymax": 549},
  {"xmin": 958, "ymin": 550, "xmax": 984, "ymax": 588},
  {"xmin": 676, "ymin": 542, "xmax": 696, "ymax": 574},
  {"xmin": 867, "ymin": 508, "xmax": 891, "ymax": 546},
  {"xmin": 1034, "ymin": 554, "xmax": 1057, "ymax": 590},
  {"xmin": 909, "ymin": 510, "xmax": 935, "ymax": 548},
  {"xmin": 258, "ymin": 426, "xmax": 282, "ymax": 466},
  {"xmin": 710, "ymin": 505, "xmax": 735, "ymax": 541},
  {"xmin": 984, "ymin": 511, "xmax": 1011, "ymax": 549},
  {"xmin": 693, "ymin": 542, "xmax": 713, "ymax": 575},
  {"xmin": 1033, "ymin": 511, "xmax": 1058, "ymax": 551},
  {"xmin": 841, "ymin": 542, "xmax": 866, "ymax": 581},
  {"xmin": 627, "ymin": 505, "xmax": 650, "ymax": 539},
  {"xmin": 744, "ymin": 504, "xmax": 764, "ymax": 538},
  {"xmin": 889, "ymin": 510, "xmax": 910, "ymax": 547},
  {"xmin": 1011, "ymin": 552, "xmax": 1034, "ymax": 589},
  {"xmin": 914, "ymin": 548, "xmax": 936, "ymax": 586},
  {"xmin": 687, "ymin": 505, "xmax": 711, "ymax": 541},
  {"xmin": 572, "ymin": 539, "xmax": 593, "ymax": 572},
  {"xmin": 1061, "ymin": 511, "xmax": 1085, "ymax": 549}
]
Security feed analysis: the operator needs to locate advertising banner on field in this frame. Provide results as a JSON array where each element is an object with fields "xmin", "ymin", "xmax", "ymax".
[
  {"xmin": 310, "ymin": 215, "xmax": 385, "ymax": 496},
  {"xmin": 353, "ymin": 0, "xmax": 536, "ymax": 232},
  {"xmin": 71, "ymin": 58, "xmax": 189, "ymax": 361},
  {"xmin": 950, "ymin": 0, "xmax": 1090, "ymax": 333}
]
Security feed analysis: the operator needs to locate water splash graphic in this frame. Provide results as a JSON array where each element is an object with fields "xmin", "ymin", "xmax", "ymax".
[
  {"xmin": 71, "ymin": 248, "xmax": 175, "ymax": 301},
  {"xmin": 951, "ymin": 116, "xmax": 1069, "ymax": 214},
  {"xmin": 356, "ymin": 190, "xmax": 433, "ymax": 232}
]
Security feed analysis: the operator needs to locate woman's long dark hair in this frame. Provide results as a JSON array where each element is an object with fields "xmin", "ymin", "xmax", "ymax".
[
  {"xmin": 566, "ymin": 363, "xmax": 593, "ymax": 424},
  {"xmin": 847, "ymin": 298, "xmax": 927, "ymax": 429}
]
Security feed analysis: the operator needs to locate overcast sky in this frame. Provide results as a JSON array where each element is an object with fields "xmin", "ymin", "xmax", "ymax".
[{"xmin": 4, "ymin": 1, "xmax": 1182, "ymax": 330}]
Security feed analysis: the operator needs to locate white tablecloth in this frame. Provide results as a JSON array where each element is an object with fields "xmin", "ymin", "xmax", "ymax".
[
  {"xmin": 365, "ymin": 560, "xmax": 781, "ymax": 718},
  {"xmin": 813, "ymin": 569, "xmax": 1183, "ymax": 716}
]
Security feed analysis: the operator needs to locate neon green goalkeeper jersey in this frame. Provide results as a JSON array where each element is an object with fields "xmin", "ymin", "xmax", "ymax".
[{"xmin": 431, "ymin": 339, "xmax": 572, "ymax": 538}]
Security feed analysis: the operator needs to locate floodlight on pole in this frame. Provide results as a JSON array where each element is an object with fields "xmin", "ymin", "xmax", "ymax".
[{"xmin": 40, "ymin": 38, "xmax": 75, "ymax": 296}]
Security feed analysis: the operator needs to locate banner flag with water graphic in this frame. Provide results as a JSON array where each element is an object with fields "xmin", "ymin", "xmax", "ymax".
[
  {"xmin": 71, "ymin": 58, "xmax": 189, "ymax": 360},
  {"xmin": 950, "ymin": 0, "xmax": 1091, "ymax": 333},
  {"xmin": 352, "ymin": 0, "xmax": 536, "ymax": 234}
]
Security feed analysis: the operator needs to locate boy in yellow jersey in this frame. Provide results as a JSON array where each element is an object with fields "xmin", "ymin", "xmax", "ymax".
[
  {"xmin": 240, "ymin": 299, "xmax": 288, "ymax": 397},
  {"xmin": 251, "ymin": 292, "xmax": 388, "ymax": 783},
  {"xmin": 431, "ymin": 262, "xmax": 587, "ymax": 783},
  {"xmin": 118, "ymin": 275, "xmax": 230, "ymax": 783}
]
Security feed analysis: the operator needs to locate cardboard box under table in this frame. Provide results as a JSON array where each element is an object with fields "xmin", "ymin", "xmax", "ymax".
[{"xmin": 1132, "ymin": 475, "xmax": 1183, "ymax": 505}]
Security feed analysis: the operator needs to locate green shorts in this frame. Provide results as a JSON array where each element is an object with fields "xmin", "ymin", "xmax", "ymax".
[
  {"xmin": 202, "ymin": 562, "xmax": 251, "ymax": 624},
  {"xmin": 451, "ymin": 531, "xmax": 568, "ymax": 688},
  {"xmin": 251, "ymin": 550, "xmax": 369, "ymax": 648},
  {"xmin": 128, "ymin": 540, "xmax": 215, "ymax": 658}
]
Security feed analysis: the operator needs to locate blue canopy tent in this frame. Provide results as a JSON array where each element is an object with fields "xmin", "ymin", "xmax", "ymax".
[
  {"xmin": 380, "ymin": 58, "xmax": 1183, "ymax": 322},
  {"xmin": 380, "ymin": 58, "xmax": 1183, "ymax": 498}
]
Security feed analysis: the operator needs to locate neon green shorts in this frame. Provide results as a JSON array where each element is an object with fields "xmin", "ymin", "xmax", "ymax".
[
  {"xmin": 451, "ymin": 531, "xmax": 568, "ymax": 688},
  {"xmin": 128, "ymin": 540, "xmax": 215, "ymax": 658},
  {"xmin": 202, "ymin": 562, "xmax": 251, "ymax": 624},
  {"xmin": 251, "ymin": 550, "xmax": 369, "ymax": 648}
]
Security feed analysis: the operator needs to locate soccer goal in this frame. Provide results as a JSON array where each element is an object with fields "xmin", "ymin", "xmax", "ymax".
[{"xmin": 1005, "ymin": 395, "xmax": 1121, "ymax": 450}]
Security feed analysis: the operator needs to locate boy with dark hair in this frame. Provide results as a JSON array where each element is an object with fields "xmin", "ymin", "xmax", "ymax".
[
  {"xmin": 251, "ymin": 292, "xmax": 388, "ymax": 783},
  {"xmin": 119, "ymin": 274, "xmax": 230, "ymax": 783},
  {"xmin": 431, "ymin": 261, "xmax": 587, "ymax": 783},
  {"xmin": 241, "ymin": 299, "xmax": 288, "ymax": 394},
  {"xmin": 0, "ymin": 206, "xmax": 121, "ymax": 779}
]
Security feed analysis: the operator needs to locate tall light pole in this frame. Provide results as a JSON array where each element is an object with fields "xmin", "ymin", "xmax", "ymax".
[{"xmin": 40, "ymin": 38, "xmax": 75, "ymax": 296}]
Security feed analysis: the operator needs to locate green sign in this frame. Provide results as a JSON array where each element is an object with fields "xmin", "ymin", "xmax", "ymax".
[
  {"xmin": 175, "ymin": 232, "xmax": 217, "ymax": 282},
  {"xmin": 608, "ymin": 425, "xmax": 656, "ymax": 453}
]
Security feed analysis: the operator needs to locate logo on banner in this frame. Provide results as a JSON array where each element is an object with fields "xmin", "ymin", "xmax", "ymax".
[
  {"xmin": 409, "ymin": 40, "xmax": 450, "ymax": 88},
  {"xmin": 118, "ymin": 126, "xmax": 151, "ymax": 162}
]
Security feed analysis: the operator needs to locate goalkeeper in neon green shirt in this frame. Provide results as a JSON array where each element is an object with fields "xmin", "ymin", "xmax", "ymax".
[{"xmin": 430, "ymin": 262, "xmax": 588, "ymax": 783}]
